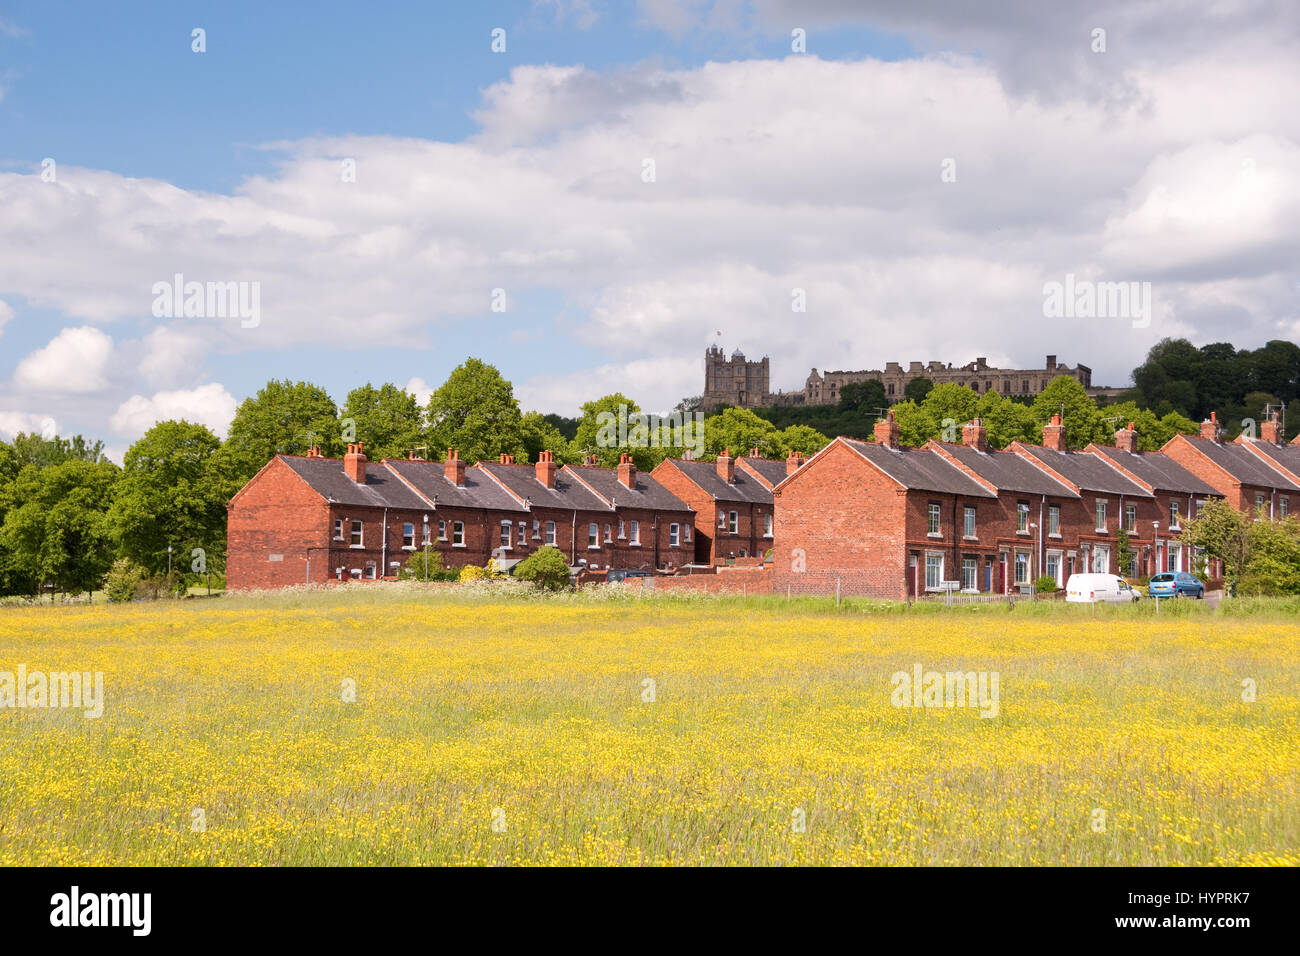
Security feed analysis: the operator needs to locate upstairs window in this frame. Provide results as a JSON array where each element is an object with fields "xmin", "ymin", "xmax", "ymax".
[
  {"xmin": 438, "ymin": 519, "xmax": 446, "ymax": 541},
  {"xmin": 928, "ymin": 502, "xmax": 941, "ymax": 535},
  {"xmin": 629, "ymin": 520, "xmax": 640, "ymax": 545},
  {"xmin": 1048, "ymin": 504, "xmax": 1060, "ymax": 536},
  {"xmin": 1016, "ymin": 502, "xmax": 1029, "ymax": 533},
  {"xmin": 350, "ymin": 520, "xmax": 363, "ymax": 548},
  {"xmin": 763, "ymin": 513, "xmax": 773, "ymax": 537},
  {"xmin": 1095, "ymin": 500, "xmax": 1107, "ymax": 532},
  {"xmin": 728, "ymin": 511, "xmax": 738, "ymax": 534},
  {"xmin": 588, "ymin": 523, "xmax": 599, "ymax": 547},
  {"xmin": 500, "ymin": 521, "xmax": 512, "ymax": 549},
  {"xmin": 452, "ymin": 521, "xmax": 464, "ymax": 546},
  {"xmin": 545, "ymin": 520, "xmax": 556, "ymax": 546},
  {"xmin": 963, "ymin": 506, "xmax": 976, "ymax": 538},
  {"xmin": 403, "ymin": 522, "xmax": 415, "ymax": 548},
  {"xmin": 1125, "ymin": 504, "xmax": 1136, "ymax": 533},
  {"xmin": 333, "ymin": 519, "xmax": 344, "ymax": 541},
  {"xmin": 669, "ymin": 523, "xmax": 680, "ymax": 547},
  {"xmin": 1170, "ymin": 500, "xmax": 1181, "ymax": 529}
]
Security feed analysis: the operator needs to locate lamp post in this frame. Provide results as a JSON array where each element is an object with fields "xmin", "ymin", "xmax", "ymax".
[
  {"xmin": 423, "ymin": 514, "xmax": 431, "ymax": 583},
  {"xmin": 1152, "ymin": 521, "xmax": 1160, "ymax": 576}
]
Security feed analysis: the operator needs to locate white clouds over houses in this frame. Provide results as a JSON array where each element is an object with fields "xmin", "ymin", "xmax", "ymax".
[
  {"xmin": 109, "ymin": 383, "xmax": 238, "ymax": 440},
  {"xmin": 13, "ymin": 326, "xmax": 115, "ymax": 393}
]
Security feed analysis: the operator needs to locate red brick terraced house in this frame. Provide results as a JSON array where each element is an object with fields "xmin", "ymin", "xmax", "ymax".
[
  {"xmin": 1161, "ymin": 413, "xmax": 1300, "ymax": 519},
  {"xmin": 1230, "ymin": 413, "xmax": 1300, "ymax": 518},
  {"xmin": 652, "ymin": 450, "xmax": 776, "ymax": 565},
  {"xmin": 772, "ymin": 414, "xmax": 997, "ymax": 599},
  {"xmin": 1008, "ymin": 416, "xmax": 1160, "ymax": 581},
  {"xmin": 736, "ymin": 449, "xmax": 804, "ymax": 491},
  {"xmin": 1084, "ymin": 422, "xmax": 1224, "ymax": 576},
  {"xmin": 561, "ymin": 454, "xmax": 696, "ymax": 572},
  {"xmin": 924, "ymin": 419, "xmax": 1080, "ymax": 593}
]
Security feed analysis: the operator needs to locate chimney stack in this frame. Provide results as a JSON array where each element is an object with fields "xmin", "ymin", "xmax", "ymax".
[
  {"xmin": 618, "ymin": 453, "xmax": 637, "ymax": 489},
  {"xmin": 1200, "ymin": 412, "xmax": 1219, "ymax": 442},
  {"xmin": 1042, "ymin": 414, "xmax": 1066, "ymax": 452},
  {"xmin": 874, "ymin": 411, "xmax": 899, "ymax": 450},
  {"xmin": 749, "ymin": 446, "xmax": 761, "ymax": 459},
  {"xmin": 583, "ymin": 454, "xmax": 598, "ymax": 467},
  {"xmin": 1261, "ymin": 413, "xmax": 1282, "ymax": 445},
  {"xmin": 961, "ymin": 418, "xmax": 987, "ymax": 452},
  {"xmin": 498, "ymin": 453, "xmax": 515, "ymax": 464},
  {"xmin": 717, "ymin": 448, "xmax": 735, "ymax": 483},
  {"xmin": 535, "ymin": 449, "xmax": 557, "ymax": 489},
  {"xmin": 786, "ymin": 450, "xmax": 804, "ymax": 475},
  {"xmin": 1115, "ymin": 421, "xmax": 1138, "ymax": 454},
  {"xmin": 444, "ymin": 449, "xmax": 466, "ymax": 486},
  {"xmin": 307, "ymin": 445, "xmax": 323, "ymax": 458},
  {"xmin": 344, "ymin": 442, "xmax": 367, "ymax": 483}
]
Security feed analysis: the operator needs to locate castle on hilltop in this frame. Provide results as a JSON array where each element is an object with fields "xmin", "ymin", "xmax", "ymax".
[{"xmin": 702, "ymin": 346, "xmax": 1095, "ymax": 410}]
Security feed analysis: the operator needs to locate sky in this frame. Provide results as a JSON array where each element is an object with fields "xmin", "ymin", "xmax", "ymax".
[{"xmin": 1, "ymin": 0, "xmax": 1297, "ymax": 461}]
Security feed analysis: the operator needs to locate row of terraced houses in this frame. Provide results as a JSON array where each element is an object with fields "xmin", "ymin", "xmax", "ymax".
[{"xmin": 226, "ymin": 411, "xmax": 1300, "ymax": 598}]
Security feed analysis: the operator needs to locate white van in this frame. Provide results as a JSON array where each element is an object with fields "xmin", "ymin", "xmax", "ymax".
[{"xmin": 1065, "ymin": 573, "xmax": 1141, "ymax": 603}]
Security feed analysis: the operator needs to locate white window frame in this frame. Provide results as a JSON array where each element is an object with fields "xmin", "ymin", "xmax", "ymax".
[
  {"xmin": 1016, "ymin": 502, "xmax": 1029, "ymax": 533},
  {"xmin": 684, "ymin": 525, "xmax": 692, "ymax": 543},
  {"xmin": 618, "ymin": 519, "xmax": 625, "ymax": 540},
  {"xmin": 669, "ymin": 523, "xmax": 680, "ymax": 547},
  {"xmin": 438, "ymin": 519, "xmax": 446, "ymax": 541},
  {"xmin": 545, "ymin": 520, "xmax": 556, "ymax": 546},
  {"xmin": 629, "ymin": 520, "xmax": 640, "ymax": 545},
  {"xmin": 402, "ymin": 522, "xmax": 415, "ymax": 549},
  {"xmin": 1095, "ymin": 499, "xmax": 1107, "ymax": 532},
  {"xmin": 1014, "ymin": 551, "xmax": 1030, "ymax": 585},
  {"xmin": 452, "ymin": 521, "xmax": 465, "ymax": 547},
  {"xmin": 927, "ymin": 502, "xmax": 941, "ymax": 536},
  {"xmin": 763, "ymin": 513, "xmax": 773, "ymax": 538},
  {"xmin": 500, "ymin": 520, "xmax": 512, "ymax": 550},
  {"xmin": 1048, "ymin": 504, "xmax": 1060, "ymax": 537},
  {"xmin": 961, "ymin": 556, "xmax": 977, "ymax": 592},
  {"xmin": 1125, "ymin": 504, "xmax": 1136, "ymax": 533},
  {"xmin": 588, "ymin": 522, "xmax": 600, "ymax": 549},
  {"xmin": 728, "ymin": 511, "xmax": 738, "ymax": 534},
  {"xmin": 925, "ymin": 553, "xmax": 943, "ymax": 591},
  {"xmin": 963, "ymin": 506, "xmax": 976, "ymax": 539},
  {"xmin": 333, "ymin": 518, "xmax": 344, "ymax": 541},
  {"xmin": 350, "ymin": 519, "xmax": 363, "ymax": 549}
]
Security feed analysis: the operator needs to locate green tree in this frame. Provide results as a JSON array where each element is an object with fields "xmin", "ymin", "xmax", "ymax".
[
  {"xmin": 1115, "ymin": 528, "xmax": 1135, "ymax": 578},
  {"xmin": 513, "ymin": 545, "xmax": 572, "ymax": 590},
  {"xmin": 103, "ymin": 557, "xmax": 147, "ymax": 603},
  {"xmin": 921, "ymin": 383, "xmax": 980, "ymax": 439},
  {"xmin": 839, "ymin": 380, "xmax": 887, "ymax": 415},
  {"xmin": 218, "ymin": 380, "xmax": 341, "ymax": 481},
  {"xmin": 521, "ymin": 411, "xmax": 578, "ymax": 465},
  {"xmin": 1239, "ymin": 517, "xmax": 1300, "ymax": 596},
  {"xmin": 778, "ymin": 424, "xmax": 830, "ymax": 457},
  {"xmin": 396, "ymin": 548, "xmax": 457, "ymax": 582},
  {"xmin": 340, "ymin": 383, "xmax": 425, "ymax": 461},
  {"xmin": 904, "ymin": 376, "xmax": 934, "ymax": 404},
  {"xmin": 701, "ymin": 407, "xmax": 783, "ymax": 460},
  {"xmin": 1031, "ymin": 376, "xmax": 1101, "ymax": 449},
  {"xmin": 886, "ymin": 401, "xmax": 939, "ymax": 447},
  {"xmin": 425, "ymin": 359, "xmax": 526, "ymax": 464},
  {"xmin": 108, "ymin": 421, "xmax": 230, "ymax": 574},
  {"xmin": 1182, "ymin": 499, "xmax": 1250, "ymax": 597},
  {"xmin": 0, "ymin": 458, "xmax": 118, "ymax": 597},
  {"xmin": 573, "ymin": 393, "xmax": 651, "ymax": 467},
  {"xmin": 975, "ymin": 391, "xmax": 1039, "ymax": 448}
]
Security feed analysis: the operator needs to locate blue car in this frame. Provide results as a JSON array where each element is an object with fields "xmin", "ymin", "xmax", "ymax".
[{"xmin": 1148, "ymin": 571, "xmax": 1204, "ymax": 599}]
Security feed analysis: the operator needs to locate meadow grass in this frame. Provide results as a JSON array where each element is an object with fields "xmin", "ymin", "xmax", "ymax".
[{"xmin": 1, "ymin": 583, "xmax": 1296, "ymax": 865}]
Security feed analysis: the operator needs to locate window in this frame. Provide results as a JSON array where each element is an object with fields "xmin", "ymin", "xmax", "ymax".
[
  {"xmin": 684, "ymin": 525, "xmax": 692, "ymax": 543},
  {"xmin": 728, "ymin": 511, "xmax": 738, "ymax": 534},
  {"xmin": 1125, "ymin": 504, "xmax": 1136, "ymax": 533},
  {"xmin": 545, "ymin": 521, "xmax": 556, "ymax": 546},
  {"xmin": 518, "ymin": 521, "xmax": 527, "ymax": 545},
  {"xmin": 588, "ymin": 523, "xmax": 599, "ymax": 548},
  {"xmin": 1045, "ymin": 552, "xmax": 1061, "ymax": 585},
  {"xmin": 350, "ymin": 520, "xmax": 363, "ymax": 548},
  {"xmin": 763, "ymin": 513, "xmax": 773, "ymax": 537},
  {"xmin": 629, "ymin": 520, "xmax": 640, "ymax": 545},
  {"xmin": 532, "ymin": 519, "xmax": 540, "ymax": 540},
  {"xmin": 1168, "ymin": 543, "xmax": 1181, "ymax": 573},
  {"xmin": 333, "ymin": 519, "xmax": 344, "ymax": 541},
  {"xmin": 1093, "ymin": 546, "xmax": 1110, "ymax": 574},
  {"xmin": 604, "ymin": 524, "xmax": 612, "ymax": 543},
  {"xmin": 669, "ymin": 523, "xmax": 680, "ymax": 547},
  {"xmin": 438, "ymin": 519, "xmax": 446, "ymax": 541},
  {"xmin": 618, "ymin": 519, "xmax": 625, "ymax": 539},
  {"xmin": 961, "ymin": 557, "xmax": 977, "ymax": 591},
  {"xmin": 925, "ymin": 553, "xmax": 943, "ymax": 590},
  {"xmin": 402, "ymin": 522, "xmax": 415, "ymax": 549},
  {"xmin": 963, "ymin": 506, "xmax": 976, "ymax": 538},
  {"xmin": 365, "ymin": 561, "xmax": 376, "ymax": 580},
  {"xmin": 928, "ymin": 502, "xmax": 941, "ymax": 535},
  {"xmin": 1170, "ymin": 500, "xmax": 1181, "ymax": 529},
  {"xmin": 1282, "ymin": 497, "xmax": 1289, "ymax": 519},
  {"xmin": 1196, "ymin": 499, "xmax": 1206, "ymax": 517},
  {"xmin": 1048, "ymin": 504, "xmax": 1060, "ymax": 536},
  {"xmin": 1095, "ymin": 500, "xmax": 1107, "ymax": 532},
  {"xmin": 452, "ymin": 521, "xmax": 464, "ymax": 546},
  {"xmin": 1016, "ymin": 502, "xmax": 1029, "ymax": 533},
  {"xmin": 887, "ymin": 383, "xmax": 895, "ymax": 396},
  {"xmin": 1255, "ymin": 493, "xmax": 1265, "ymax": 517},
  {"xmin": 1014, "ymin": 552, "xmax": 1029, "ymax": 584},
  {"xmin": 500, "ymin": 521, "xmax": 512, "ymax": 549}
]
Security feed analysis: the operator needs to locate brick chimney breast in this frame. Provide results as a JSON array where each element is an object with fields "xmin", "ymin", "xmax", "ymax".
[
  {"xmin": 535, "ymin": 449, "xmax": 557, "ymax": 489},
  {"xmin": 874, "ymin": 412, "xmax": 899, "ymax": 450},
  {"xmin": 617, "ymin": 452, "xmax": 637, "ymax": 489},
  {"xmin": 1261, "ymin": 414, "xmax": 1282, "ymax": 445},
  {"xmin": 717, "ymin": 448, "xmax": 735, "ymax": 483},
  {"xmin": 1115, "ymin": 421, "xmax": 1138, "ymax": 454},
  {"xmin": 1042, "ymin": 413, "xmax": 1066, "ymax": 452},
  {"xmin": 961, "ymin": 418, "xmax": 987, "ymax": 452},
  {"xmin": 786, "ymin": 450, "xmax": 804, "ymax": 475},
  {"xmin": 1200, "ymin": 411, "xmax": 1219, "ymax": 442},
  {"xmin": 344, "ymin": 442, "xmax": 367, "ymax": 484},
  {"xmin": 444, "ymin": 449, "xmax": 466, "ymax": 487}
]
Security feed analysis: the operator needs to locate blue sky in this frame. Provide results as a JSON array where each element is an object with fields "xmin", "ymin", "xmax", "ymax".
[{"xmin": 1, "ymin": 1, "xmax": 1296, "ymax": 458}]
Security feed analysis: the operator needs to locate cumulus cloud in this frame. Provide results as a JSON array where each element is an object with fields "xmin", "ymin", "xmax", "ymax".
[
  {"xmin": 109, "ymin": 383, "xmax": 238, "ymax": 439},
  {"xmin": 0, "ymin": 411, "xmax": 57, "ymax": 440},
  {"xmin": 0, "ymin": 299, "xmax": 13, "ymax": 337},
  {"xmin": 0, "ymin": 34, "xmax": 1296, "ymax": 414},
  {"xmin": 404, "ymin": 376, "xmax": 435, "ymax": 406},
  {"xmin": 13, "ymin": 327, "xmax": 114, "ymax": 393}
]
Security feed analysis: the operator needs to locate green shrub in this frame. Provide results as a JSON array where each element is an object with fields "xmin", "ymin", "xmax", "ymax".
[
  {"xmin": 397, "ymin": 550, "xmax": 457, "ymax": 582},
  {"xmin": 103, "ymin": 558, "xmax": 147, "ymax": 603},
  {"xmin": 1033, "ymin": 574, "xmax": 1058, "ymax": 594},
  {"xmin": 513, "ymin": 546, "xmax": 572, "ymax": 591}
]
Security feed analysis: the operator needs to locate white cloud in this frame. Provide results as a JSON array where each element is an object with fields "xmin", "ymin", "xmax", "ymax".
[
  {"xmin": 0, "ymin": 411, "xmax": 57, "ymax": 440},
  {"xmin": 109, "ymin": 383, "xmax": 238, "ymax": 439},
  {"xmin": 138, "ymin": 325, "xmax": 211, "ymax": 387},
  {"xmin": 0, "ymin": 299, "xmax": 13, "ymax": 337},
  {"xmin": 13, "ymin": 327, "xmax": 114, "ymax": 393},
  {"xmin": 404, "ymin": 376, "xmax": 435, "ymax": 406}
]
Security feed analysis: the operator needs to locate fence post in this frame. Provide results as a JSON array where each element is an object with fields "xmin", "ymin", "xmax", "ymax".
[{"xmin": 836, "ymin": 577, "xmax": 841, "ymax": 608}]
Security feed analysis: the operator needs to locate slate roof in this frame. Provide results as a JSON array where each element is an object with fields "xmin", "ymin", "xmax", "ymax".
[
  {"xmin": 476, "ymin": 462, "xmax": 609, "ymax": 511},
  {"xmin": 381, "ymin": 459, "xmax": 526, "ymax": 512},
  {"xmin": 1088, "ymin": 445, "xmax": 1220, "ymax": 496},
  {"xmin": 1014, "ymin": 444, "xmax": 1152, "ymax": 497},
  {"xmin": 933, "ymin": 442, "xmax": 1078, "ymax": 497},
  {"xmin": 279, "ymin": 456, "xmax": 432, "ymax": 510},
  {"xmin": 664, "ymin": 459, "xmax": 773, "ymax": 504},
  {"xmin": 564, "ymin": 466, "xmax": 693, "ymax": 512},
  {"xmin": 1179, "ymin": 436, "xmax": 1300, "ymax": 492},
  {"xmin": 1235, "ymin": 438, "xmax": 1300, "ymax": 486},
  {"xmin": 841, "ymin": 439, "xmax": 995, "ymax": 497},
  {"xmin": 737, "ymin": 457, "xmax": 789, "ymax": 488}
]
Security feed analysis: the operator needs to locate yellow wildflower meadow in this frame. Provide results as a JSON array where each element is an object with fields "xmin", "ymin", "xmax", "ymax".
[{"xmin": 0, "ymin": 586, "xmax": 1296, "ymax": 866}]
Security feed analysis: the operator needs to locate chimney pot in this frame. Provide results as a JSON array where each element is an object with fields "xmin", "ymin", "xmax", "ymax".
[
  {"xmin": 444, "ymin": 448, "xmax": 466, "ymax": 486},
  {"xmin": 344, "ymin": 442, "xmax": 368, "ymax": 483},
  {"xmin": 1115, "ymin": 421, "xmax": 1138, "ymax": 454},
  {"xmin": 873, "ymin": 411, "xmax": 900, "ymax": 450},
  {"xmin": 1042, "ymin": 414, "xmax": 1066, "ymax": 452},
  {"xmin": 961, "ymin": 418, "xmax": 987, "ymax": 452},
  {"xmin": 717, "ymin": 448, "xmax": 735, "ymax": 483},
  {"xmin": 1200, "ymin": 414, "xmax": 1220, "ymax": 442},
  {"xmin": 786, "ymin": 450, "xmax": 804, "ymax": 475}
]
